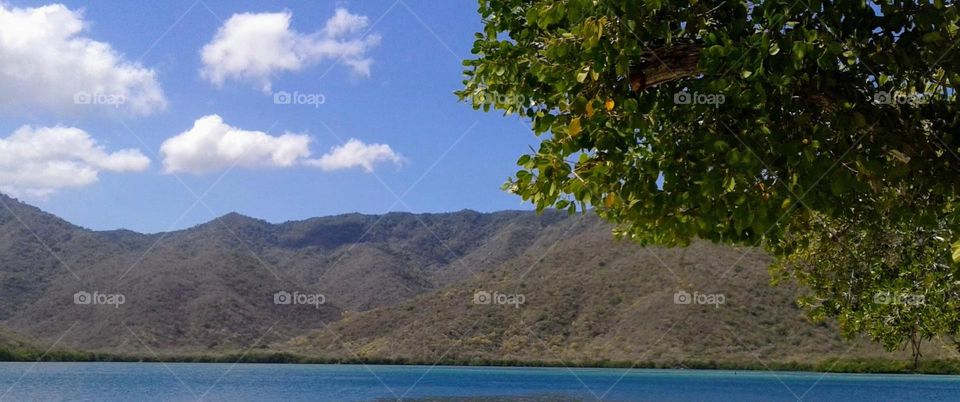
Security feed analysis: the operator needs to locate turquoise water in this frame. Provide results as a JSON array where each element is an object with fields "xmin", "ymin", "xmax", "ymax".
[{"xmin": 0, "ymin": 363, "xmax": 959, "ymax": 401}]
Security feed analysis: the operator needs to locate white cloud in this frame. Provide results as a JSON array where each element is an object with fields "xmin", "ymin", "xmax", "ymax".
[
  {"xmin": 323, "ymin": 8, "xmax": 369, "ymax": 37},
  {"xmin": 0, "ymin": 125, "xmax": 150, "ymax": 198},
  {"xmin": 161, "ymin": 115, "xmax": 404, "ymax": 174},
  {"xmin": 305, "ymin": 139, "xmax": 404, "ymax": 172},
  {"xmin": 0, "ymin": 4, "xmax": 166, "ymax": 116},
  {"xmin": 200, "ymin": 8, "xmax": 380, "ymax": 92},
  {"xmin": 160, "ymin": 115, "xmax": 312, "ymax": 174}
]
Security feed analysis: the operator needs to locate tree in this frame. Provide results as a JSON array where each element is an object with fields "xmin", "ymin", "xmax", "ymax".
[
  {"xmin": 771, "ymin": 189, "xmax": 960, "ymax": 368},
  {"xmin": 458, "ymin": 0, "xmax": 960, "ymax": 362}
]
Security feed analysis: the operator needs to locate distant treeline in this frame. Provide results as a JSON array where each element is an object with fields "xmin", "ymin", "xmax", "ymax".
[{"xmin": 2, "ymin": 347, "xmax": 960, "ymax": 375}]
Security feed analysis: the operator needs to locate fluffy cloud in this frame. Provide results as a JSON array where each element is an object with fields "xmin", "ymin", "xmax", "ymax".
[
  {"xmin": 305, "ymin": 139, "xmax": 404, "ymax": 172},
  {"xmin": 201, "ymin": 8, "xmax": 380, "ymax": 92},
  {"xmin": 161, "ymin": 115, "xmax": 404, "ymax": 174},
  {"xmin": 323, "ymin": 8, "xmax": 369, "ymax": 37},
  {"xmin": 160, "ymin": 115, "xmax": 312, "ymax": 174},
  {"xmin": 0, "ymin": 126, "xmax": 150, "ymax": 197},
  {"xmin": 0, "ymin": 4, "xmax": 166, "ymax": 116}
]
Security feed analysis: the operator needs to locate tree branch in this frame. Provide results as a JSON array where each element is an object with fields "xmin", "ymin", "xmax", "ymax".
[{"xmin": 629, "ymin": 43, "xmax": 702, "ymax": 92}]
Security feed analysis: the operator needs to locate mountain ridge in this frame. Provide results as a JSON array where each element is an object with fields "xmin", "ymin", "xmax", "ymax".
[
  {"xmin": 0, "ymin": 194, "xmax": 577, "ymax": 352},
  {"xmin": 0, "ymin": 194, "xmax": 951, "ymax": 366},
  {"xmin": 0, "ymin": 192, "xmax": 537, "ymax": 235}
]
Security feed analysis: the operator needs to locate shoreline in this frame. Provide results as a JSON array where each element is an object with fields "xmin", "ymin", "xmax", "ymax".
[{"xmin": 3, "ymin": 348, "xmax": 960, "ymax": 375}]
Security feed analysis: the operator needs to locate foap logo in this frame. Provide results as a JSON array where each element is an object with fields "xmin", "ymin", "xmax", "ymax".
[
  {"xmin": 274, "ymin": 290, "xmax": 326, "ymax": 309},
  {"xmin": 473, "ymin": 290, "xmax": 525, "ymax": 308},
  {"xmin": 873, "ymin": 91, "xmax": 927, "ymax": 106},
  {"xmin": 674, "ymin": 91, "xmax": 725, "ymax": 106},
  {"xmin": 873, "ymin": 291, "xmax": 925, "ymax": 306},
  {"xmin": 73, "ymin": 91, "xmax": 126, "ymax": 108},
  {"xmin": 674, "ymin": 290, "xmax": 725, "ymax": 308},
  {"xmin": 73, "ymin": 291, "xmax": 126, "ymax": 308},
  {"xmin": 472, "ymin": 91, "xmax": 528, "ymax": 109},
  {"xmin": 273, "ymin": 91, "xmax": 326, "ymax": 108}
]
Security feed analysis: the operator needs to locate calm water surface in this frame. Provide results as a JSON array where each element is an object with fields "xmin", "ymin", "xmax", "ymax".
[{"xmin": 0, "ymin": 362, "xmax": 958, "ymax": 401}]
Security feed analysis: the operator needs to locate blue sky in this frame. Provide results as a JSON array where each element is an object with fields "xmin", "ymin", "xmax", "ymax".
[{"xmin": 0, "ymin": 0, "xmax": 539, "ymax": 232}]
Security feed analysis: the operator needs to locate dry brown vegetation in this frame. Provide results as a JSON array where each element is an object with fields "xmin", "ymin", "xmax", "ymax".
[{"xmin": 0, "ymin": 193, "xmax": 954, "ymax": 368}]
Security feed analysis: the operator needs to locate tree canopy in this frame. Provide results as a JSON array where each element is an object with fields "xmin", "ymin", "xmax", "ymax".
[{"xmin": 458, "ymin": 0, "xmax": 960, "ymax": 362}]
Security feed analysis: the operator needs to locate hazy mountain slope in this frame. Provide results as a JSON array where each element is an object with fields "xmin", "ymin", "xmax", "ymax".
[
  {"xmin": 281, "ymin": 221, "xmax": 952, "ymax": 365},
  {"xmin": 2, "ymin": 194, "xmax": 949, "ymax": 364},
  {"xmin": 0, "ymin": 327, "xmax": 35, "ymax": 351},
  {"xmin": 0, "ymin": 194, "xmax": 578, "ymax": 352}
]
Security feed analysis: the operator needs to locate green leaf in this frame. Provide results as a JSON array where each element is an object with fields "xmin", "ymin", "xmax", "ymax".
[
  {"xmin": 792, "ymin": 41, "xmax": 808, "ymax": 61},
  {"xmin": 923, "ymin": 32, "xmax": 944, "ymax": 44},
  {"xmin": 576, "ymin": 67, "xmax": 589, "ymax": 83}
]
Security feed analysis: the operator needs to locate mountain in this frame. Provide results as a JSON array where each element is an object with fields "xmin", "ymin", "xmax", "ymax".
[
  {"xmin": 278, "ymin": 226, "xmax": 946, "ymax": 365},
  {"xmin": 0, "ymin": 327, "xmax": 35, "ymax": 351},
  {"xmin": 0, "ymin": 194, "xmax": 950, "ymax": 365},
  {"xmin": 0, "ymin": 194, "xmax": 574, "ymax": 353}
]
